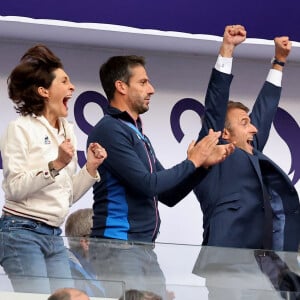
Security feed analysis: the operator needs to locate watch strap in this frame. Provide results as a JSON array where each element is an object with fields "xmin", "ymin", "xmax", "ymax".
[
  {"xmin": 271, "ymin": 57, "xmax": 285, "ymax": 67},
  {"xmin": 48, "ymin": 161, "xmax": 59, "ymax": 178}
]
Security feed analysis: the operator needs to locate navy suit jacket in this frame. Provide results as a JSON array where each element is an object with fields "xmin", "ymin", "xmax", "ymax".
[{"xmin": 194, "ymin": 68, "xmax": 300, "ymax": 251}]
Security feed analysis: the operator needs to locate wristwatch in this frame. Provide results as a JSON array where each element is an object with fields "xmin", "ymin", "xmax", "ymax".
[
  {"xmin": 271, "ymin": 57, "xmax": 285, "ymax": 67},
  {"xmin": 48, "ymin": 161, "xmax": 59, "ymax": 178}
]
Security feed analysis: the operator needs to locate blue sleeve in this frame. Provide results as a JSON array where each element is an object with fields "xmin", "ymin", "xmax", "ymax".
[
  {"xmin": 88, "ymin": 117, "xmax": 197, "ymax": 198},
  {"xmin": 158, "ymin": 167, "xmax": 210, "ymax": 206}
]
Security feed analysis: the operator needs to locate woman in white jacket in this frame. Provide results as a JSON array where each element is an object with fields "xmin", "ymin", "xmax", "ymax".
[{"xmin": 0, "ymin": 44, "xmax": 107, "ymax": 294}]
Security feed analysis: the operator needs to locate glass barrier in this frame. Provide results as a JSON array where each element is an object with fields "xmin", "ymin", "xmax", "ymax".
[
  {"xmin": 155, "ymin": 242, "xmax": 300, "ymax": 300},
  {"xmin": 0, "ymin": 272, "xmax": 123, "ymax": 299},
  {"xmin": 0, "ymin": 236, "xmax": 299, "ymax": 299},
  {"xmin": 165, "ymin": 284, "xmax": 299, "ymax": 300}
]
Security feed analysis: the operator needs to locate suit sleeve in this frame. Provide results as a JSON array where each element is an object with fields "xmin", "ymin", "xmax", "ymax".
[
  {"xmin": 250, "ymin": 81, "xmax": 281, "ymax": 151},
  {"xmin": 88, "ymin": 118, "xmax": 197, "ymax": 198},
  {"xmin": 197, "ymin": 68, "xmax": 233, "ymax": 142},
  {"xmin": 157, "ymin": 69, "xmax": 232, "ymax": 206}
]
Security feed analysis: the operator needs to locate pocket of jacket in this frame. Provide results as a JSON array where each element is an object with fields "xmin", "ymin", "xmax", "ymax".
[{"xmin": 214, "ymin": 192, "xmax": 241, "ymax": 214}]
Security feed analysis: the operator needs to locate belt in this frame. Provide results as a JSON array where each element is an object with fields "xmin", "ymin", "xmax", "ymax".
[{"xmin": 1, "ymin": 211, "xmax": 48, "ymax": 226}]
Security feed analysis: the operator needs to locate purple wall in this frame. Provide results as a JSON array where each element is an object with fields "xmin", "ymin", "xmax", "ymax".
[{"xmin": 0, "ymin": 1, "xmax": 299, "ymax": 41}]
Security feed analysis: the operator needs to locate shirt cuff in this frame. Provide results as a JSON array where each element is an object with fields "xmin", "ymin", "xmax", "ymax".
[
  {"xmin": 266, "ymin": 69, "xmax": 282, "ymax": 87},
  {"xmin": 84, "ymin": 164, "xmax": 101, "ymax": 182},
  {"xmin": 215, "ymin": 54, "xmax": 233, "ymax": 74}
]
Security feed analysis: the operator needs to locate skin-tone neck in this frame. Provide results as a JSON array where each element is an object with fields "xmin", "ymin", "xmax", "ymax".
[
  {"xmin": 43, "ymin": 111, "xmax": 59, "ymax": 129},
  {"xmin": 110, "ymin": 80, "xmax": 139, "ymax": 119},
  {"xmin": 38, "ymin": 86, "xmax": 59, "ymax": 128}
]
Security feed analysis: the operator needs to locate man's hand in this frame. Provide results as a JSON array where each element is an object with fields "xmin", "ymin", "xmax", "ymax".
[
  {"xmin": 219, "ymin": 25, "xmax": 247, "ymax": 58},
  {"xmin": 272, "ymin": 36, "xmax": 291, "ymax": 71},
  {"xmin": 187, "ymin": 129, "xmax": 221, "ymax": 168},
  {"xmin": 202, "ymin": 143, "xmax": 235, "ymax": 168}
]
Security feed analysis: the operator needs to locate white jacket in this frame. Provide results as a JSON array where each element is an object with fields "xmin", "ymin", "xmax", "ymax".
[{"xmin": 1, "ymin": 115, "xmax": 99, "ymax": 227}]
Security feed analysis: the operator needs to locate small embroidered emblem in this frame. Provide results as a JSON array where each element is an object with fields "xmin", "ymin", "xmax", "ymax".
[{"xmin": 44, "ymin": 136, "xmax": 51, "ymax": 144}]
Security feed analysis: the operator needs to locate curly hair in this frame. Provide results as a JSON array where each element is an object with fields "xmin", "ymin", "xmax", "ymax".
[{"xmin": 7, "ymin": 44, "xmax": 63, "ymax": 116}]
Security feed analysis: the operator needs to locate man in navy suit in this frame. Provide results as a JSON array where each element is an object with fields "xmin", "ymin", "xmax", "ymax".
[{"xmin": 194, "ymin": 24, "xmax": 300, "ymax": 251}]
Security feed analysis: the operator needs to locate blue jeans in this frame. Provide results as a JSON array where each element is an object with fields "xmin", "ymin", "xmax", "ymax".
[{"xmin": 0, "ymin": 215, "xmax": 74, "ymax": 294}]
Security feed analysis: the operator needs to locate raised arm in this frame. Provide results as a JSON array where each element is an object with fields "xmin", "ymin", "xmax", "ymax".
[
  {"xmin": 198, "ymin": 25, "xmax": 247, "ymax": 140},
  {"xmin": 251, "ymin": 36, "xmax": 291, "ymax": 150}
]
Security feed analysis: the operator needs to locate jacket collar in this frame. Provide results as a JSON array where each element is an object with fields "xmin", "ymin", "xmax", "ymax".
[{"xmin": 106, "ymin": 105, "xmax": 143, "ymax": 132}]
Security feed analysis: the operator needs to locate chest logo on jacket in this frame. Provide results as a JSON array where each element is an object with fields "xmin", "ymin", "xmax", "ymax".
[{"xmin": 44, "ymin": 136, "xmax": 51, "ymax": 145}]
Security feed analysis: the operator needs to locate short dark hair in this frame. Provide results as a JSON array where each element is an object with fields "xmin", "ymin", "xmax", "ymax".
[
  {"xmin": 99, "ymin": 55, "xmax": 145, "ymax": 101},
  {"xmin": 225, "ymin": 100, "xmax": 250, "ymax": 130},
  {"xmin": 7, "ymin": 44, "xmax": 63, "ymax": 116}
]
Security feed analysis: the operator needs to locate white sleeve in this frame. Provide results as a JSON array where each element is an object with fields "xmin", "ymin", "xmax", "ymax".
[
  {"xmin": 1, "ymin": 121, "xmax": 55, "ymax": 201},
  {"xmin": 266, "ymin": 69, "xmax": 282, "ymax": 87},
  {"xmin": 215, "ymin": 54, "xmax": 233, "ymax": 74}
]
